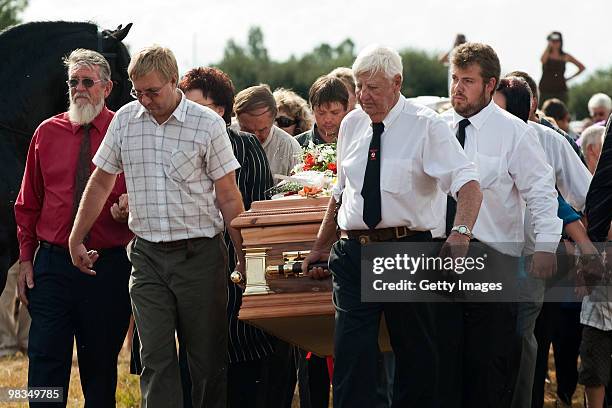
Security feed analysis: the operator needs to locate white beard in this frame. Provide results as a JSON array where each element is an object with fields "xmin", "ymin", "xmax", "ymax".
[{"xmin": 68, "ymin": 95, "xmax": 105, "ymax": 125}]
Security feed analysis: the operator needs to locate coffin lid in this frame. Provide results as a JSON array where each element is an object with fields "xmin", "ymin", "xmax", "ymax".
[{"xmin": 231, "ymin": 196, "xmax": 330, "ymax": 229}]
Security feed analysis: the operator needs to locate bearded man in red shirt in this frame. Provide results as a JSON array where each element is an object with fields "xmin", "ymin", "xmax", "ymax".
[{"xmin": 14, "ymin": 49, "xmax": 133, "ymax": 407}]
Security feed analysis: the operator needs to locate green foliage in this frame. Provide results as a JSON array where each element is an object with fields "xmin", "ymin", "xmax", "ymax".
[
  {"xmin": 216, "ymin": 26, "xmax": 447, "ymax": 99},
  {"xmin": 399, "ymin": 48, "xmax": 448, "ymax": 97},
  {"xmin": 569, "ymin": 67, "xmax": 612, "ymax": 120},
  {"xmin": 0, "ymin": 0, "xmax": 27, "ymax": 31}
]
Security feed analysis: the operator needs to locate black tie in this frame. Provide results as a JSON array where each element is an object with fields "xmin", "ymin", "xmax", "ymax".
[
  {"xmin": 362, "ymin": 122, "xmax": 384, "ymax": 230},
  {"xmin": 445, "ymin": 118, "xmax": 471, "ymax": 236},
  {"xmin": 73, "ymin": 124, "xmax": 92, "ymax": 220}
]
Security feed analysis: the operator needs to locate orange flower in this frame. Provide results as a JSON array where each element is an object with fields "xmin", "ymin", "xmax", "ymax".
[
  {"xmin": 304, "ymin": 154, "xmax": 315, "ymax": 166},
  {"xmin": 327, "ymin": 162, "xmax": 337, "ymax": 174}
]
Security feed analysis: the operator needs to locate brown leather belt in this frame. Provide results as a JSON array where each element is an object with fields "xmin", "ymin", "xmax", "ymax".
[{"xmin": 340, "ymin": 226, "xmax": 419, "ymax": 244}]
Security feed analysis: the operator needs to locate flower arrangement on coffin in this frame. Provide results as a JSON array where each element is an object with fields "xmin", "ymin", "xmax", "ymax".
[{"xmin": 269, "ymin": 142, "xmax": 337, "ymax": 199}]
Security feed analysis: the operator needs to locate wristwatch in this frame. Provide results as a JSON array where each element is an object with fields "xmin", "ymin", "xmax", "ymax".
[{"xmin": 451, "ymin": 225, "xmax": 473, "ymax": 239}]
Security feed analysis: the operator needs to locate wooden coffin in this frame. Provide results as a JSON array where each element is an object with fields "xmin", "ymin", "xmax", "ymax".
[{"xmin": 231, "ymin": 196, "xmax": 390, "ymax": 357}]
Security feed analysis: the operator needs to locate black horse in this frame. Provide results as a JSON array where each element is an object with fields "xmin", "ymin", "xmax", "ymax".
[{"xmin": 0, "ymin": 21, "xmax": 133, "ymax": 294}]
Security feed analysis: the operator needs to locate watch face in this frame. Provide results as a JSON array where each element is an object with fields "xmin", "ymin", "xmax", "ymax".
[{"xmin": 458, "ymin": 226, "xmax": 467, "ymax": 234}]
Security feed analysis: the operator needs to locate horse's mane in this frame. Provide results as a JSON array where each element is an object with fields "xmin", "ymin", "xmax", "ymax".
[
  {"xmin": 0, "ymin": 21, "xmax": 99, "ymax": 126},
  {"xmin": 0, "ymin": 20, "xmax": 97, "ymax": 41}
]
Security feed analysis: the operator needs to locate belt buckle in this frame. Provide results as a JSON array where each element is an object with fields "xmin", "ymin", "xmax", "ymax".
[
  {"xmin": 358, "ymin": 235, "xmax": 370, "ymax": 245},
  {"xmin": 395, "ymin": 226, "xmax": 408, "ymax": 239}
]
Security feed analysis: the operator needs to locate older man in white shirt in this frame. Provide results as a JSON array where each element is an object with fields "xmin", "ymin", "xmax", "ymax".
[
  {"xmin": 304, "ymin": 45, "xmax": 482, "ymax": 408},
  {"xmin": 436, "ymin": 43, "xmax": 562, "ymax": 408}
]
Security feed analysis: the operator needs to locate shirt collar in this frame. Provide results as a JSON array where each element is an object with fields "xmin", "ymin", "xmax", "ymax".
[
  {"xmin": 451, "ymin": 99, "xmax": 496, "ymax": 131},
  {"xmin": 261, "ymin": 126, "xmax": 276, "ymax": 149},
  {"xmin": 69, "ymin": 105, "xmax": 112, "ymax": 134},
  {"xmin": 134, "ymin": 89, "xmax": 187, "ymax": 123},
  {"xmin": 381, "ymin": 94, "xmax": 405, "ymax": 129}
]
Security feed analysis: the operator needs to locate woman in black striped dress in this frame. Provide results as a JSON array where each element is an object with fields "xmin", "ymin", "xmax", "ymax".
[{"xmin": 178, "ymin": 67, "xmax": 298, "ymax": 408}]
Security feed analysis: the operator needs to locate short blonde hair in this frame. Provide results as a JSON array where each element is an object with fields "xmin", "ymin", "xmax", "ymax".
[{"xmin": 128, "ymin": 45, "xmax": 179, "ymax": 83}]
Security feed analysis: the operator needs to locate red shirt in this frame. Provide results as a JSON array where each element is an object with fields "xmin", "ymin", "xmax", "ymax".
[{"xmin": 15, "ymin": 107, "xmax": 133, "ymax": 261}]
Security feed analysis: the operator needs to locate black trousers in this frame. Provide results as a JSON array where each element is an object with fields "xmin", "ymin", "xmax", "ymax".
[
  {"xmin": 330, "ymin": 232, "xmax": 439, "ymax": 408},
  {"xmin": 297, "ymin": 349, "xmax": 330, "ymax": 408},
  {"xmin": 178, "ymin": 336, "xmax": 296, "ymax": 408},
  {"xmin": 437, "ymin": 246, "xmax": 521, "ymax": 408},
  {"xmin": 27, "ymin": 245, "xmax": 132, "ymax": 407},
  {"xmin": 532, "ymin": 302, "xmax": 582, "ymax": 407}
]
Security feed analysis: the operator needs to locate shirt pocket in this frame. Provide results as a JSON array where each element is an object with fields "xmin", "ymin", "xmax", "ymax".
[
  {"xmin": 381, "ymin": 159, "xmax": 412, "ymax": 194},
  {"xmin": 165, "ymin": 149, "xmax": 201, "ymax": 183},
  {"xmin": 476, "ymin": 153, "xmax": 500, "ymax": 190}
]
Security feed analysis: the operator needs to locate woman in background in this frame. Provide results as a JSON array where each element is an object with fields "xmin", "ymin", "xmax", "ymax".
[
  {"xmin": 273, "ymin": 88, "xmax": 313, "ymax": 136},
  {"xmin": 539, "ymin": 31, "xmax": 585, "ymax": 106}
]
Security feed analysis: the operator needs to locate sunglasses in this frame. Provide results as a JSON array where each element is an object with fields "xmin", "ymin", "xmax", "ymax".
[
  {"xmin": 275, "ymin": 116, "xmax": 297, "ymax": 128},
  {"xmin": 66, "ymin": 78, "xmax": 105, "ymax": 88}
]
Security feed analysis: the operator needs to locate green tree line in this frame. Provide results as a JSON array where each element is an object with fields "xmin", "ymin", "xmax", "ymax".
[
  {"xmin": 215, "ymin": 27, "xmax": 448, "ymax": 100},
  {"xmin": 218, "ymin": 27, "xmax": 611, "ymax": 121}
]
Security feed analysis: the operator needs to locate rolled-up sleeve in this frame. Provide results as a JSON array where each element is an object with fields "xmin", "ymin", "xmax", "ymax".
[
  {"xmin": 423, "ymin": 118, "xmax": 479, "ymax": 198},
  {"xmin": 546, "ymin": 127, "xmax": 591, "ymax": 212},
  {"xmin": 205, "ymin": 117, "xmax": 240, "ymax": 181},
  {"xmin": 332, "ymin": 118, "xmax": 347, "ymax": 202},
  {"xmin": 510, "ymin": 127, "xmax": 562, "ymax": 252},
  {"xmin": 93, "ymin": 114, "xmax": 124, "ymax": 174}
]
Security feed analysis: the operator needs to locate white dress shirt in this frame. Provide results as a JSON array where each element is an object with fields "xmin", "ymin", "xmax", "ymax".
[
  {"xmin": 523, "ymin": 121, "xmax": 592, "ymax": 254},
  {"xmin": 94, "ymin": 91, "xmax": 240, "ymax": 242},
  {"xmin": 438, "ymin": 101, "xmax": 562, "ymax": 256},
  {"xmin": 529, "ymin": 121, "xmax": 592, "ymax": 211},
  {"xmin": 332, "ymin": 95, "xmax": 479, "ymax": 231}
]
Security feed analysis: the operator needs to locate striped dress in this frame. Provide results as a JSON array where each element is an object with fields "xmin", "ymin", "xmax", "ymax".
[{"xmin": 225, "ymin": 127, "xmax": 275, "ymax": 363}]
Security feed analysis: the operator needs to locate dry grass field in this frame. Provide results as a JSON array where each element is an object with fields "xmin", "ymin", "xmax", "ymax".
[{"xmin": 0, "ymin": 346, "xmax": 584, "ymax": 407}]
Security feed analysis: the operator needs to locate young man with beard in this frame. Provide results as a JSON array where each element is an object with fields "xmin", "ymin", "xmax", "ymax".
[
  {"xmin": 296, "ymin": 75, "xmax": 349, "ymax": 147},
  {"xmin": 437, "ymin": 43, "xmax": 562, "ymax": 408},
  {"xmin": 14, "ymin": 49, "xmax": 133, "ymax": 406},
  {"xmin": 69, "ymin": 46, "xmax": 245, "ymax": 408}
]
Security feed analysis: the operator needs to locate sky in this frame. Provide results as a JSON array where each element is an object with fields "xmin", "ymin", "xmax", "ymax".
[{"xmin": 22, "ymin": 0, "xmax": 612, "ymax": 89}]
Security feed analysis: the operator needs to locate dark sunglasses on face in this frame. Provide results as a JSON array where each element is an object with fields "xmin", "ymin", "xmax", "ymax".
[
  {"xmin": 66, "ymin": 78, "xmax": 105, "ymax": 88},
  {"xmin": 276, "ymin": 116, "xmax": 297, "ymax": 128}
]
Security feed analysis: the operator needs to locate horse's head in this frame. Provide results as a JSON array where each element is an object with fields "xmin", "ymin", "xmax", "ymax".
[{"xmin": 99, "ymin": 23, "xmax": 133, "ymax": 111}]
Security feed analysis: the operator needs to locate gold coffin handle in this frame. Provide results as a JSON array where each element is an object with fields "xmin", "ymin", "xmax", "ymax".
[{"xmin": 243, "ymin": 247, "xmax": 273, "ymax": 296}]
